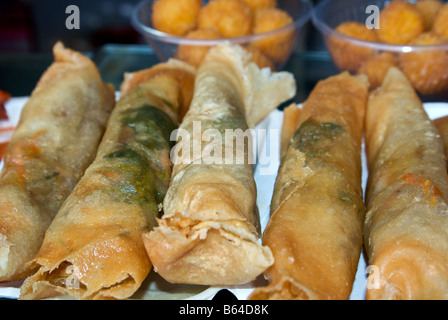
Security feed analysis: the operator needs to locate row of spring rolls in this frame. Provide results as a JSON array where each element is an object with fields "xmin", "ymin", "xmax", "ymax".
[
  {"xmin": 0, "ymin": 42, "xmax": 296, "ymax": 299},
  {"xmin": 250, "ymin": 67, "xmax": 448, "ymax": 300},
  {"xmin": 2, "ymin": 41, "xmax": 447, "ymax": 300},
  {"xmin": 1, "ymin": 42, "xmax": 197, "ymax": 298},
  {"xmin": 19, "ymin": 55, "xmax": 197, "ymax": 300}
]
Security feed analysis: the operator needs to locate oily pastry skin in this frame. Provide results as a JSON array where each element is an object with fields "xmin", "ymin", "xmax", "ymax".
[
  {"xmin": 433, "ymin": 115, "xmax": 448, "ymax": 170},
  {"xmin": 250, "ymin": 72, "xmax": 369, "ymax": 300},
  {"xmin": 142, "ymin": 43, "xmax": 295, "ymax": 285},
  {"xmin": 19, "ymin": 60, "xmax": 196, "ymax": 300},
  {"xmin": 364, "ymin": 67, "xmax": 448, "ymax": 300},
  {"xmin": 0, "ymin": 42, "xmax": 115, "ymax": 282}
]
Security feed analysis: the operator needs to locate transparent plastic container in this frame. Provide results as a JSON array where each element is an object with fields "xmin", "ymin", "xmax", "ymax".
[
  {"xmin": 132, "ymin": 0, "xmax": 313, "ymax": 71},
  {"xmin": 312, "ymin": 0, "xmax": 448, "ymax": 95}
]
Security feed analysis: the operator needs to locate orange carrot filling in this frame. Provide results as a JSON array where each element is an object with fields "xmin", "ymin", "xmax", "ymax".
[{"xmin": 402, "ymin": 173, "xmax": 442, "ymax": 205}]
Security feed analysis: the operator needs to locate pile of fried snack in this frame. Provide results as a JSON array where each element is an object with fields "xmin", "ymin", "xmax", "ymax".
[
  {"xmin": 328, "ymin": 0, "xmax": 448, "ymax": 94},
  {"xmin": 151, "ymin": 0, "xmax": 295, "ymax": 69},
  {"xmin": 1, "ymin": 40, "xmax": 448, "ymax": 300}
]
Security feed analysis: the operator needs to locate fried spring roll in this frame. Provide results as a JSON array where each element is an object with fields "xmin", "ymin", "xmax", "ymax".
[
  {"xmin": 0, "ymin": 42, "xmax": 115, "ymax": 282},
  {"xmin": 250, "ymin": 72, "xmax": 369, "ymax": 300},
  {"xmin": 142, "ymin": 43, "xmax": 296, "ymax": 285},
  {"xmin": 364, "ymin": 67, "xmax": 448, "ymax": 300},
  {"xmin": 433, "ymin": 115, "xmax": 448, "ymax": 170},
  {"xmin": 19, "ymin": 59, "xmax": 196, "ymax": 300}
]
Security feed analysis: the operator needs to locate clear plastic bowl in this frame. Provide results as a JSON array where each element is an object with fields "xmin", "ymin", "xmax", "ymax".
[
  {"xmin": 132, "ymin": 0, "xmax": 313, "ymax": 71},
  {"xmin": 312, "ymin": 0, "xmax": 448, "ymax": 96}
]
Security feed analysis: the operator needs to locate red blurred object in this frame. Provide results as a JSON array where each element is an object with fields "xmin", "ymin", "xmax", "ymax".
[
  {"xmin": 0, "ymin": 90, "xmax": 11, "ymax": 120},
  {"xmin": 0, "ymin": 142, "xmax": 8, "ymax": 161}
]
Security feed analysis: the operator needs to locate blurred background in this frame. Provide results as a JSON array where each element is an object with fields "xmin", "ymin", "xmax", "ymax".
[
  {"xmin": 0, "ymin": 0, "xmax": 325, "ymax": 53},
  {"xmin": 0, "ymin": 0, "xmax": 143, "ymax": 52},
  {"xmin": 0, "ymin": 0, "xmax": 331, "ymax": 99}
]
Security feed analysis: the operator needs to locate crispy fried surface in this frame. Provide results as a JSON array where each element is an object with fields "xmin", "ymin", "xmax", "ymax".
[
  {"xmin": 414, "ymin": 0, "xmax": 444, "ymax": 31},
  {"xmin": 433, "ymin": 2, "xmax": 448, "ymax": 40},
  {"xmin": 241, "ymin": 0, "xmax": 276, "ymax": 11},
  {"xmin": 197, "ymin": 0, "xmax": 253, "ymax": 38},
  {"xmin": 399, "ymin": 32, "xmax": 448, "ymax": 94},
  {"xmin": 250, "ymin": 72, "xmax": 369, "ymax": 300},
  {"xmin": 151, "ymin": 0, "xmax": 202, "ymax": 36},
  {"xmin": 251, "ymin": 7, "xmax": 295, "ymax": 63},
  {"xmin": 359, "ymin": 52, "xmax": 398, "ymax": 90},
  {"xmin": 176, "ymin": 28, "xmax": 223, "ymax": 68},
  {"xmin": 329, "ymin": 21, "xmax": 379, "ymax": 72},
  {"xmin": 364, "ymin": 68, "xmax": 448, "ymax": 300},
  {"xmin": 376, "ymin": 0, "xmax": 425, "ymax": 44}
]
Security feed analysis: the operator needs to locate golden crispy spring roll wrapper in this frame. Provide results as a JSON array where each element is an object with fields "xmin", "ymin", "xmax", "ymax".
[
  {"xmin": 120, "ymin": 59, "xmax": 195, "ymax": 122},
  {"xmin": 279, "ymin": 103, "xmax": 301, "ymax": 160},
  {"xmin": 142, "ymin": 43, "xmax": 296, "ymax": 285},
  {"xmin": 0, "ymin": 42, "xmax": 115, "ymax": 282},
  {"xmin": 433, "ymin": 115, "xmax": 448, "ymax": 170},
  {"xmin": 364, "ymin": 67, "xmax": 448, "ymax": 300},
  {"xmin": 250, "ymin": 72, "xmax": 369, "ymax": 300},
  {"xmin": 19, "ymin": 60, "xmax": 196, "ymax": 300}
]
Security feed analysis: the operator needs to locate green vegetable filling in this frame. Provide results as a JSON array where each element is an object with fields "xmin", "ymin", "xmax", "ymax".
[
  {"xmin": 104, "ymin": 147, "xmax": 156, "ymax": 208},
  {"xmin": 292, "ymin": 120, "xmax": 343, "ymax": 156},
  {"xmin": 121, "ymin": 104, "xmax": 177, "ymax": 151},
  {"xmin": 101, "ymin": 104, "xmax": 177, "ymax": 214},
  {"xmin": 105, "ymin": 148, "xmax": 148, "ymax": 166}
]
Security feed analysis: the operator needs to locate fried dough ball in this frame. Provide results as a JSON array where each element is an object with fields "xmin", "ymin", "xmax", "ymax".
[
  {"xmin": 399, "ymin": 32, "xmax": 448, "ymax": 94},
  {"xmin": 240, "ymin": 0, "xmax": 276, "ymax": 11},
  {"xmin": 358, "ymin": 52, "xmax": 398, "ymax": 89},
  {"xmin": 176, "ymin": 28, "xmax": 223, "ymax": 67},
  {"xmin": 334, "ymin": 21, "xmax": 379, "ymax": 42},
  {"xmin": 250, "ymin": 7, "xmax": 295, "ymax": 63},
  {"xmin": 433, "ymin": 3, "xmax": 448, "ymax": 40},
  {"xmin": 414, "ymin": 0, "xmax": 444, "ymax": 31},
  {"xmin": 197, "ymin": 0, "xmax": 253, "ymax": 38},
  {"xmin": 328, "ymin": 21, "xmax": 379, "ymax": 72},
  {"xmin": 376, "ymin": 0, "xmax": 425, "ymax": 44},
  {"xmin": 244, "ymin": 45, "xmax": 275, "ymax": 70},
  {"xmin": 151, "ymin": 0, "xmax": 202, "ymax": 36}
]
